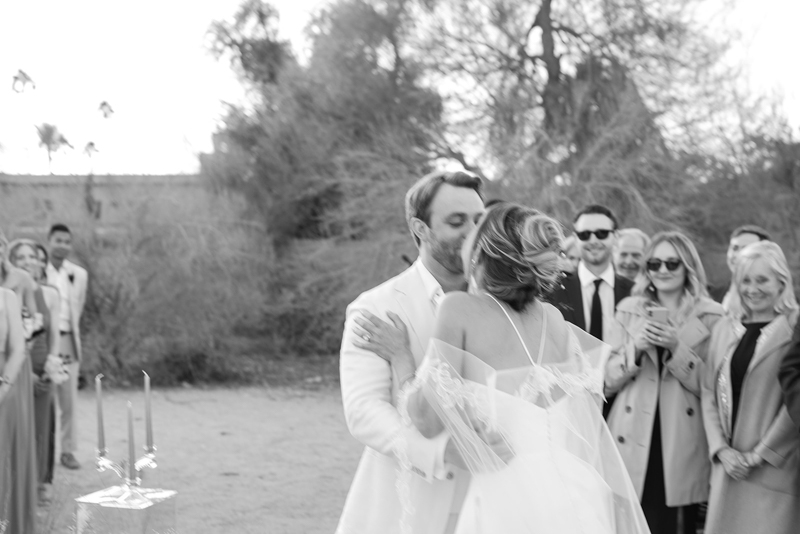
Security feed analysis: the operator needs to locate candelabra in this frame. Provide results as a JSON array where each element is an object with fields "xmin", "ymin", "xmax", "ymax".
[{"xmin": 75, "ymin": 374, "xmax": 176, "ymax": 534}]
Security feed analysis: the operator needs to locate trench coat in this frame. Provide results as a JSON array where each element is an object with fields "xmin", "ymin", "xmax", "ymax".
[
  {"xmin": 605, "ymin": 295, "xmax": 724, "ymax": 506},
  {"xmin": 701, "ymin": 312, "xmax": 800, "ymax": 534}
]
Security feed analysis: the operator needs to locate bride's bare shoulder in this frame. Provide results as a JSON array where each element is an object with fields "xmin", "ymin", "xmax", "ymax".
[{"xmin": 439, "ymin": 291, "xmax": 487, "ymax": 314}]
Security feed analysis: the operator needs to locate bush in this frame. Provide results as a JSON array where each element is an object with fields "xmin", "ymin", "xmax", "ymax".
[{"xmin": 74, "ymin": 190, "xmax": 274, "ymax": 385}]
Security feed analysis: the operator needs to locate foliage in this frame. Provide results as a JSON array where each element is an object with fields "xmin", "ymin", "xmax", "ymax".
[
  {"xmin": 203, "ymin": 0, "xmax": 800, "ymax": 360},
  {"xmin": 77, "ymin": 190, "xmax": 274, "ymax": 385}
]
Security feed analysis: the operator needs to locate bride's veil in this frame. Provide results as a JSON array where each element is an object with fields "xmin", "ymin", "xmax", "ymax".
[{"xmin": 395, "ymin": 326, "xmax": 650, "ymax": 534}]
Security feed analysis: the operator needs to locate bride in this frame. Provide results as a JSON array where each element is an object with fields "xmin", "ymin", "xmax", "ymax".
[{"xmin": 374, "ymin": 203, "xmax": 649, "ymax": 533}]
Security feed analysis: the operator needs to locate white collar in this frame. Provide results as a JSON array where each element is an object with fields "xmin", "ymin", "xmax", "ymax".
[
  {"xmin": 578, "ymin": 261, "xmax": 615, "ymax": 289},
  {"xmin": 414, "ymin": 259, "xmax": 444, "ymax": 302}
]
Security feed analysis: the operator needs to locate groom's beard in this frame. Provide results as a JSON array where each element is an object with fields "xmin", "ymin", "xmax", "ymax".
[{"xmin": 430, "ymin": 234, "xmax": 465, "ymax": 275}]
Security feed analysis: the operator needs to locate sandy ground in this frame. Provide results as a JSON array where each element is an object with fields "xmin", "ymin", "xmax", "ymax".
[{"xmin": 38, "ymin": 385, "xmax": 363, "ymax": 533}]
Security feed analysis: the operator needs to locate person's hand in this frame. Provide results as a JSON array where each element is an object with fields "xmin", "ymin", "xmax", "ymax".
[
  {"xmin": 32, "ymin": 374, "xmax": 51, "ymax": 397},
  {"xmin": 644, "ymin": 320, "xmax": 679, "ymax": 352},
  {"xmin": 353, "ymin": 311, "xmax": 414, "ymax": 368},
  {"xmin": 718, "ymin": 447, "xmax": 751, "ymax": 480},
  {"xmin": 743, "ymin": 450, "xmax": 765, "ymax": 469},
  {"xmin": 631, "ymin": 329, "xmax": 652, "ymax": 367},
  {"xmin": 633, "ymin": 328, "xmax": 653, "ymax": 354}
]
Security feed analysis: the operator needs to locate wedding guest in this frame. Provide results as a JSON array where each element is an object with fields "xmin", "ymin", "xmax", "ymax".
[
  {"xmin": 561, "ymin": 234, "xmax": 580, "ymax": 273},
  {"xmin": 605, "ymin": 231, "xmax": 724, "ymax": 534},
  {"xmin": 614, "ymin": 228, "xmax": 650, "ymax": 281},
  {"xmin": 548, "ymin": 205, "xmax": 634, "ymax": 342},
  {"xmin": 337, "ymin": 171, "xmax": 485, "ymax": 534},
  {"xmin": 0, "ymin": 229, "xmax": 38, "ymax": 332},
  {"xmin": 707, "ymin": 224, "xmax": 770, "ymax": 313},
  {"xmin": 10, "ymin": 239, "xmax": 60, "ymax": 504},
  {"xmin": 548, "ymin": 205, "xmax": 634, "ymax": 417},
  {"xmin": 46, "ymin": 223, "xmax": 88, "ymax": 471},
  {"xmin": 778, "ymin": 318, "xmax": 800, "ymax": 430},
  {"xmin": 0, "ymin": 286, "xmax": 37, "ymax": 532},
  {"xmin": 702, "ymin": 241, "xmax": 800, "ymax": 534}
]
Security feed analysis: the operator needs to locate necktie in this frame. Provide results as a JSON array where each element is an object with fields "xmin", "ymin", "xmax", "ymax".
[{"xmin": 590, "ymin": 279, "xmax": 603, "ymax": 340}]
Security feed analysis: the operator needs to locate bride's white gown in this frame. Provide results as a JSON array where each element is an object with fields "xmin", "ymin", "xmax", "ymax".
[{"xmin": 397, "ymin": 299, "xmax": 650, "ymax": 534}]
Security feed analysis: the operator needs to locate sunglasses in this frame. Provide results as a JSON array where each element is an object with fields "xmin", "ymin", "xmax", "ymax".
[
  {"xmin": 576, "ymin": 229, "xmax": 612, "ymax": 241},
  {"xmin": 646, "ymin": 259, "xmax": 683, "ymax": 272}
]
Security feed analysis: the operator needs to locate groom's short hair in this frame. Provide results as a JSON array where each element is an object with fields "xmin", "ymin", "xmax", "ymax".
[{"xmin": 405, "ymin": 170, "xmax": 483, "ymax": 246}]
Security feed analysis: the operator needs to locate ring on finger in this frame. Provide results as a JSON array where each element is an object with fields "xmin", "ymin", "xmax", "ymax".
[{"xmin": 362, "ymin": 334, "xmax": 371, "ymax": 342}]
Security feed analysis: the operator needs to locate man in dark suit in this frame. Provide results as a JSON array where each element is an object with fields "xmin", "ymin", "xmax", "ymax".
[
  {"xmin": 548, "ymin": 205, "xmax": 634, "ymax": 417},
  {"xmin": 708, "ymin": 224, "xmax": 771, "ymax": 310},
  {"xmin": 549, "ymin": 205, "xmax": 634, "ymax": 338},
  {"xmin": 779, "ymin": 318, "xmax": 800, "ymax": 431}
]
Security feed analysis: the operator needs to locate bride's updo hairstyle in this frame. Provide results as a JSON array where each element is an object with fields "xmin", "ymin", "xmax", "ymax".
[{"xmin": 469, "ymin": 202, "xmax": 564, "ymax": 311}]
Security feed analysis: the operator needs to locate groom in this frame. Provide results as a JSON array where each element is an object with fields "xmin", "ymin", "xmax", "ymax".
[{"xmin": 336, "ymin": 171, "xmax": 485, "ymax": 534}]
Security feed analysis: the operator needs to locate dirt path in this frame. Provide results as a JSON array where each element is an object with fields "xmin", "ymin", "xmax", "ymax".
[{"xmin": 39, "ymin": 385, "xmax": 363, "ymax": 533}]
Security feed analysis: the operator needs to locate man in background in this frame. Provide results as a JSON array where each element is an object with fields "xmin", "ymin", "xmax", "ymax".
[
  {"xmin": 548, "ymin": 205, "xmax": 634, "ymax": 418},
  {"xmin": 709, "ymin": 225, "xmax": 771, "ymax": 313},
  {"xmin": 46, "ymin": 223, "xmax": 88, "ymax": 470},
  {"xmin": 614, "ymin": 228, "xmax": 650, "ymax": 281},
  {"xmin": 549, "ymin": 205, "xmax": 634, "ymax": 342}
]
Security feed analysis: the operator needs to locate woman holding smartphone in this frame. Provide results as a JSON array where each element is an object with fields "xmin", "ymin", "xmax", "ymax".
[{"xmin": 605, "ymin": 231, "xmax": 725, "ymax": 534}]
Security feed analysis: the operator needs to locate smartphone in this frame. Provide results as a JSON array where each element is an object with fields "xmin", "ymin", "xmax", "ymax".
[{"xmin": 648, "ymin": 306, "xmax": 669, "ymax": 324}]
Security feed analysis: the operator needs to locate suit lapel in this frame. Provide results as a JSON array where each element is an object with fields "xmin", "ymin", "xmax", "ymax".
[
  {"xmin": 392, "ymin": 268, "xmax": 435, "ymax": 364},
  {"xmin": 748, "ymin": 315, "xmax": 793, "ymax": 373},
  {"xmin": 613, "ymin": 275, "xmax": 633, "ymax": 307}
]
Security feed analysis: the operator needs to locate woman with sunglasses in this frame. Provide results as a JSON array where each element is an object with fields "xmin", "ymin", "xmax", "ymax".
[
  {"xmin": 604, "ymin": 231, "xmax": 724, "ymax": 534},
  {"xmin": 701, "ymin": 241, "xmax": 800, "ymax": 534}
]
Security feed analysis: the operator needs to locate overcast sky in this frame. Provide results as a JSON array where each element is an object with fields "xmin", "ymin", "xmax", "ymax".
[{"xmin": 0, "ymin": 0, "xmax": 797, "ymax": 175}]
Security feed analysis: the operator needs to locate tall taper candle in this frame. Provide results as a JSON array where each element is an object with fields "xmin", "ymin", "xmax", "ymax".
[
  {"xmin": 144, "ymin": 371, "xmax": 153, "ymax": 450},
  {"xmin": 127, "ymin": 401, "xmax": 136, "ymax": 481},
  {"xmin": 95, "ymin": 374, "xmax": 105, "ymax": 452}
]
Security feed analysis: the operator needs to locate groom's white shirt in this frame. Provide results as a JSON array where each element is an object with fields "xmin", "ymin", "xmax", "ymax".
[{"xmin": 337, "ymin": 260, "xmax": 466, "ymax": 534}]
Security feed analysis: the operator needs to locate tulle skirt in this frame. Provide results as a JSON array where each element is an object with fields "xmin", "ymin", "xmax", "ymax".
[{"xmin": 455, "ymin": 449, "xmax": 616, "ymax": 534}]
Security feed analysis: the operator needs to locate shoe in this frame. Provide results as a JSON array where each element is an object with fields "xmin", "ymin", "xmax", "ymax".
[
  {"xmin": 38, "ymin": 483, "xmax": 53, "ymax": 506},
  {"xmin": 61, "ymin": 452, "xmax": 81, "ymax": 470}
]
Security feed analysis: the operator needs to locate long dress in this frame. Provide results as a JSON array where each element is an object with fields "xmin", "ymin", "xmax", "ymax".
[
  {"xmin": 396, "ymin": 299, "xmax": 650, "ymax": 534},
  {"xmin": 30, "ymin": 285, "xmax": 55, "ymax": 485},
  {"xmin": 0, "ymin": 287, "xmax": 37, "ymax": 533}
]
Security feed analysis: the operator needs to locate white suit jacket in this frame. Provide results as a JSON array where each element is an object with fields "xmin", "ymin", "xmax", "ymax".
[
  {"xmin": 46, "ymin": 259, "xmax": 88, "ymax": 361},
  {"xmin": 337, "ymin": 261, "xmax": 467, "ymax": 534}
]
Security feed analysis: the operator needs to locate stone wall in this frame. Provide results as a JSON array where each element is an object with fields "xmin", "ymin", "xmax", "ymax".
[{"xmin": 0, "ymin": 174, "xmax": 212, "ymax": 238}]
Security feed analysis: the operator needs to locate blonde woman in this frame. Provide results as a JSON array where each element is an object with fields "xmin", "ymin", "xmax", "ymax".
[
  {"xmin": 0, "ymin": 230, "xmax": 37, "ymax": 334},
  {"xmin": 605, "ymin": 231, "xmax": 724, "ymax": 534},
  {"xmin": 9, "ymin": 239, "xmax": 61, "ymax": 504},
  {"xmin": 702, "ymin": 241, "xmax": 800, "ymax": 534}
]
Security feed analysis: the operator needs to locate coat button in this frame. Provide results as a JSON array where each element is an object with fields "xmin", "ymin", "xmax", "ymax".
[
  {"xmin": 686, "ymin": 408, "xmax": 694, "ymax": 416},
  {"xmin": 446, "ymin": 472, "xmax": 454, "ymax": 480},
  {"xmin": 688, "ymin": 362, "xmax": 695, "ymax": 370},
  {"xmin": 617, "ymin": 436, "xmax": 625, "ymax": 444},
  {"xmin": 625, "ymin": 406, "xmax": 632, "ymax": 413}
]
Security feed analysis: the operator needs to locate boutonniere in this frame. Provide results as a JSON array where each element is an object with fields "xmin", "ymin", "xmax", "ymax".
[{"xmin": 68, "ymin": 273, "xmax": 75, "ymax": 284}]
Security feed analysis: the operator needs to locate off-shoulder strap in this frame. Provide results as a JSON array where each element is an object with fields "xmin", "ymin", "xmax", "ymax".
[{"xmin": 484, "ymin": 294, "xmax": 547, "ymax": 366}]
